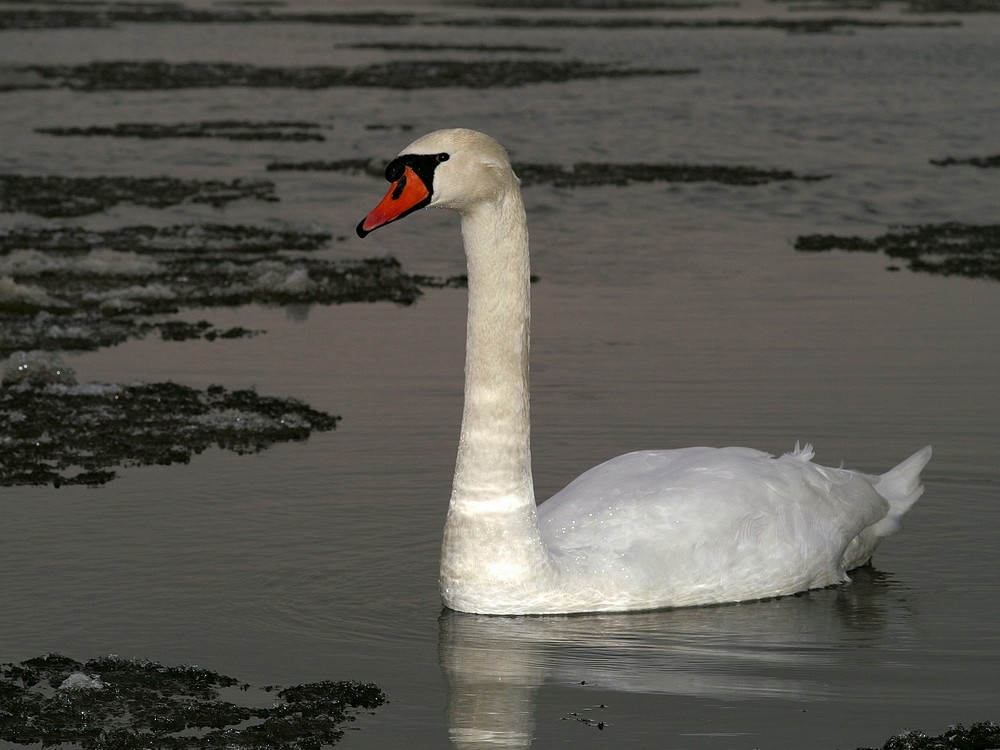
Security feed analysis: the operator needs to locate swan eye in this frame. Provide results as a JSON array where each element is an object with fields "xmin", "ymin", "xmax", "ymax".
[
  {"xmin": 436, "ymin": 153, "xmax": 450, "ymax": 163},
  {"xmin": 384, "ymin": 157, "xmax": 405, "ymax": 182}
]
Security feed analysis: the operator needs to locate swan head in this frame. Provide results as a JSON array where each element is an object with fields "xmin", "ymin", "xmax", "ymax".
[{"xmin": 357, "ymin": 128, "xmax": 517, "ymax": 237}]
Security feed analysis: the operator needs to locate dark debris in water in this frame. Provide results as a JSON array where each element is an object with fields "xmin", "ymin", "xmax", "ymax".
[
  {"xmin": 345, "ymin": 41, "xmax": 563, "ymax": 53},
  {"xmin": 268, "ymin": 157, "xmax": 828, "ymax": 187},
  {"xmin": 465, "ymin": 0, "xmax": 729, "ymax": 8},
  {"xmin": 7, "ymin": 59, "xmax": 696, "ymax": 92},
  {"xmin": 0, "ymin": 174, "xmax": 276, "ymax": 218},
  {"xmin": 0, "ymin": 0, "xmax": 966, "ymax": 33},
  {"xmin": 906, "ymin": 0, "xmax": 1000, "ymax": 10},
  {"xmin": 514, "ymin": 161, "xmax": 830, "ymax": 187},
  {"xmin": 0, "ymin": 5, "xmax": 414, "ymax": 31},
  {"xmin": 36, "ymin": 119, "xmax": 327, "ymax": 143},
  {"xmin": 0, "ymin": 223, "xmax": 462, "ymax": 356},
  {"xmin": 434, "ymin": 14, "xmax": 959, "ymax": 31},
  {"xmin": 267, "ymin": 158, "xmax": 385, "ymax": 176},
  {"xmin": 0, "ymin": 311, "xmax": 260, "ymax": 358},
  {"xmin": 795, "ymin": 222, "xmax": 1000, "ymax": 281},
  {"xmin": 855, "ymin": 722, "xmax": 1000, "ymax": 750},
  {"xmin": 0, "ymin": 223, "xmax": 332, "ymax": 255},
  {"xmin": 0, "ymin": 653, "xmax": 385, "ymax": 748},
  {"xmin": 930, "ymin": 153, "xmax": 1000, "ymax": 168},
  {"xmin": 759, "ymin": 0, "xmax": 997, "ymax": 10},
  {"xmin": 1, "ymin": 353, "xmax": 340, "ymax": 487}
]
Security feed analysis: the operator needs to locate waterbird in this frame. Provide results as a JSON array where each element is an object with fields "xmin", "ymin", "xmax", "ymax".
[{"xmin": 357, "ymin": 127, "xmax": 931, "ymax": 615}]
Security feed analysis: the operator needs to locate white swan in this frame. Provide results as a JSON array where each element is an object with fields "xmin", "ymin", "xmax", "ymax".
[{"xmin": 357, "ymin": 127, "xmax": 931, "ymax": 615}]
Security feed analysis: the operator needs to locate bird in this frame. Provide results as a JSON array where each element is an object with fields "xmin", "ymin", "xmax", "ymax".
[{"xmin": 356, "ymin": 127, "xmax": 931, "ymax": 615}]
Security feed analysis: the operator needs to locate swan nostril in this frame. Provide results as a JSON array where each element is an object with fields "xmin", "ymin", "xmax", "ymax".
[{"xmin": 391, "ymin": 176, "xmax": 407, "ymax": 200}]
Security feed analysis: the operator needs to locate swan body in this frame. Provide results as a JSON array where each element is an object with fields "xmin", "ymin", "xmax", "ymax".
[{"xmin": 357, "ymin": 128, "xmax": 931, "ymax": 615}]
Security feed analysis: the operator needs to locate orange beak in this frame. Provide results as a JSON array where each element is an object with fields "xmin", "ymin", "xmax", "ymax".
[{"xmin": 357, "ymin": 165, "xmax": 432, "ymax": 238}]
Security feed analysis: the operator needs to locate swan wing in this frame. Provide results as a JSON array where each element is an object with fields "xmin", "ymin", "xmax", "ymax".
[{"xmin": 537, "ymin": 446, "xmax": 889, "ymax": 606}]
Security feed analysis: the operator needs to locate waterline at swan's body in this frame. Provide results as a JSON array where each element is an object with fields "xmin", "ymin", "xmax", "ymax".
[{"xmin": 358, "ymin": 128, "xmax": 931, "ymax": 616}]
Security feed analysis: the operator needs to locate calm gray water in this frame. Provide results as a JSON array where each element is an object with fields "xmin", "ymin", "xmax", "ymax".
[{"xmin": 2, "ymin": 1, "xmax": 999, "ymax": 748}]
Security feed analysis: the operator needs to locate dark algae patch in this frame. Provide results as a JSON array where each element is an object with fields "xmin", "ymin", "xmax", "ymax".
[
  {"xmin": 0, "ymin": 653, "xmax": 385, "ymax": 748},
  {"xmin": 0, "ymin": 5, "xmax": 415, "ymax": 31},
  {"xmin": 0, "ymin": 0, "xmax": 962, "ymax": 32},
  {"xmin": 2, "ymin": 3, "xmax": 955, "ymax": 31},
  {"xmin": 8, "ymin": 59, "xmax": 696, "ymax": 92},
  {"xmin": 0, "ymin": 174, "xmax": 275, "ymax": 218},
  {"xmin": 36, "ymin": 120, "xmax": 327, "ymax": 143},
  {"xmin": 795, "ymin": 223, "xmax": 1000, "ymax": 281},
  {"xmin": 434, "ymin": 14, "xmax": 958, "ymax": 31},
  {"xmin": 268, "ymin": 158, "xmax": 386, "ymax": 176},
  {"xmin": 1, "ymin": 352, "xmax": 340, "ymax": 487},
  {"xmin": 0, "ymin": 223, "xmax": 462, "ymax": 356},
  {"xmin": 769, "ymin": 0, "xmax": 998, "ymax": 10},
  {"xmin": 462, "ymin": 0, "xmax": 729, "ymax": 8},
  {"xmin": 906, "ymin": 0, "xmax": 1000, "ymax": 10},
  {"xmin": 0, "ymin": 223, "xmax": 333, "ymax": 255},
  {"xmin": 269, "ymin": 158, "xmax": 828, "ymax": 186},
  {"xmin": 931, "ymin": 153, "xmax": 1000, "ymax": 168},
  {"xmin": 514, "ymin": 161, "xmax": 830, "ymax": 187},
  {"xmin": 345, "ymin": 42, "xmax": 562, "ymax": 53},
  {"xmin": 0, "ymin": 653, "xmax": 992, "ymax": 750},
  {"xmin": 855, "ymin": 722, "xmax": 1000, "ymax": 750}
]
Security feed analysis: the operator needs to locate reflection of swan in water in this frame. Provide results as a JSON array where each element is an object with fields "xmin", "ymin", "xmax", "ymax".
[{"xmin": 438, "ymin": 568, "xmax": 910, "ymax": 749}]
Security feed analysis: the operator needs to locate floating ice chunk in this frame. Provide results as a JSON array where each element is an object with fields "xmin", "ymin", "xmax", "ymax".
[
  {"xmin": 59, "ymin": 672, "xmax": 105, "ymax": 691},
  {"xmin": 43, "ymin": 321, "xmax": 94, "ymax": 341},
  {"xmin": 0, "ymin": 249, "xmax": 162, "ymax": 277},
  {"xmin": 251, "ymin": 262, "xmax": 315, "ymax": 294},
  {"xmin": 44, "ymin": 382, "xmax": 125, "ymax": 397},
  {"xmin": 84, "ymin": 283, "xmax": 177, "ymax": 303},
  {"xmin": 81, "ymin": 282, "xmax": 178, "ymax": 311},
  {"xmin": 194, "ymin": 409, "xmax": 308, "ymax": 431},
  {"xmin": 278, "ymin": 268, "xmax": 314, "ymax": 294},
  {"xmin": 3, "ymin": 350, "xmax": 77, "ymax": 386}
]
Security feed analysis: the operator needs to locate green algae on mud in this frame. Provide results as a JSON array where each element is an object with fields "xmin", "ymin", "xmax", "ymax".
[
  {"xmin": 795, "ymin": 223, "xmax": 1000, "ymax": 281},
  {"xmin": 0, "ymin": 174, "xmax": 276, "ymax": 218},
  {"xmin": 6, "ymin": 59, "xmax": 697, "ymax": 93},
  {"xmin": 36, "ymin": 120, "xmax": 327, "ymax": 142},
  {"xmin": 1, "ymin": 353, "xmax": 340, "ymax": 487},
  {"xmin": 269, "ymin": 158, "xmax": 829, "ymax": 187},
  {"xmin": 0, "ymin": 653, "xmax": 385, "ymax": 748}
]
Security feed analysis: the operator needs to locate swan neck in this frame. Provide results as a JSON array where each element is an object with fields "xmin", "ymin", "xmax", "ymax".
[{"xmin": 452, "ymin": 189, "xmax": 533, "ymax": 512}]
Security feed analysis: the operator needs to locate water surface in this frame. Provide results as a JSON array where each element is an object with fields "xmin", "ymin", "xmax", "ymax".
[{"xmin": 2, "ymin": 1, "xmax": 999, "ymax": 748}]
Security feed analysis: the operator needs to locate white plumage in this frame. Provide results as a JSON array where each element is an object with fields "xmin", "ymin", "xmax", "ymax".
[{"xmin": 358, "ymin": 128, "xmax": 931, "ymax": 615}]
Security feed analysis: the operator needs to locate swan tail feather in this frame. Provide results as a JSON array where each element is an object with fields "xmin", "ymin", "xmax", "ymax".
[{"xmin": 871, "ymin": 445, "xmax": 932, "ymax": 538}]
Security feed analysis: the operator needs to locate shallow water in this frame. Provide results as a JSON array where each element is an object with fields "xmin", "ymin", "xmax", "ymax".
[{"xmin": 2, "ymin": 0, "xmax": 999, "ymax": 748}]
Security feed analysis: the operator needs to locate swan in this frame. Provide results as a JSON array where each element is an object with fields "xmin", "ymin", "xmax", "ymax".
[{"xmin": 356, "ymin": 127, "xmax": 931, "ymax": 615}]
